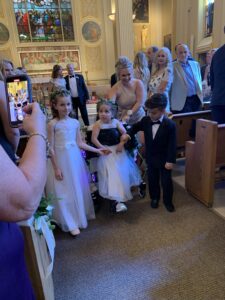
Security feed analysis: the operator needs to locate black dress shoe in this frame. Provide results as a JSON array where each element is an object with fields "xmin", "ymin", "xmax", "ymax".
[
  {"xmin": 151, "ymin": 199, "xmax": 159, "ymax": 209},
  {"xmin": 139, "ymin": 182, "xmax": 146, "ymax": 198},
  {"xmin": 164, "ymin": 203, "xmax": 175, "ymax": 212}
]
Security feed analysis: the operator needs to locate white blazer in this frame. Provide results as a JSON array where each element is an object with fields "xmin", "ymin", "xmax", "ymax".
[{"xmin": 171, "ymin": 60, "xmax": 203, "ymax": 111}]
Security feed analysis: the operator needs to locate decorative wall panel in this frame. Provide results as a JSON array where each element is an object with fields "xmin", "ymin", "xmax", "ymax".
[
  {"xmin": 0, "ymin": 47, "xmax": 13, "ymax": 61},
  {"xmin": 80, "ymin": 0, "xmax": 98, "ymax": 19},
  {"xmin": 85, "ymin": 46, "xmax": 102, "ymax": 71},
  {"xmin": 0, "ymin": 0, "xmax": 4, "ymax": 17}
]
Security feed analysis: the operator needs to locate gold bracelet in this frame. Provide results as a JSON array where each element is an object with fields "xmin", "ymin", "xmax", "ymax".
[
  {"xmin": 127, "ymin": 109, "xmax": 133, "ymax": 116},
  {"xmin": 29, "ymin": 132, "xmax": 50, "ymax": 158},
  {"xmin": 126, "ymin": 134, "xmax": 131, "ymax": 140}
]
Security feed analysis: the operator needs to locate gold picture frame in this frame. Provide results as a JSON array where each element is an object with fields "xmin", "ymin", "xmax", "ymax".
[
  {"xmin": 19, "ymin": 48, "xmax": 81, "ymax": 75},
  {"xmin": 82, "ymin": 20, "xmax": 101, "ymax": 43},
  {"xmin": 133, "ymin": 0, "xmax": 149, "ymax": 23}
]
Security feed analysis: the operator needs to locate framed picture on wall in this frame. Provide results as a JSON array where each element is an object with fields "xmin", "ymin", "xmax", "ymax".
[
  {"xmin": 19, "ymin": 49, "xmax": 81, "ymax": 74},
  {"xmin": 0, "ymin": 23, "xmax": 10, "ymax": 45},
  {"xmin": 133, "ymin": 0, "xmax": 149, "ymax": 23},
  {"xmin": 82, "ymin": 21, "xmax": 101, "ymax": 43}
]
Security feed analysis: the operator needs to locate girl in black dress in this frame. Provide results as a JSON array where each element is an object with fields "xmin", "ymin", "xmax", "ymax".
[{"xmin": 91, "ymin": 100, "xmax": 141, "ymax": 213}]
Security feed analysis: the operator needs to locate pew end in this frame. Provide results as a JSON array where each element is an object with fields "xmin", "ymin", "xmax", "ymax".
[
  {"xmin": 216, "ymin": 124, "xmax": 225, "ymax": 167},
  {"xmin": 185, "ymin": 119, "xmax": 225, "ymax": 207},
  {"xmin": 171, "ymin": 110, "xmax": 211, "ymax": 158}
]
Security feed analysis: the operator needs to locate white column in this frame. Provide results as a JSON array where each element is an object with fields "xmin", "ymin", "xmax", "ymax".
[
  {"xmin": 115, "ymin": 0, "xmax": 134, "ymax": 61},
  {"xmin": 149, "ymin": 0, "xmax": 163, "ymax": 47}
]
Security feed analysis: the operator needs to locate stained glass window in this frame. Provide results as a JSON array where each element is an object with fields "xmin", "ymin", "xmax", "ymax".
[
  {"xmin": 13, "ymin": 0, "xmax": 74, "ymax": 43},
  {"xmin": 204, "ymin": 0, "xmax": 214, "ymax": 37}
]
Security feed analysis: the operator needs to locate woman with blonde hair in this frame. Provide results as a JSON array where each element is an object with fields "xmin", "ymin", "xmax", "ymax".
[
  {"xmin": 148, "ymin": 47, "xmax": 173, "ymax": 112},
  {"xmin": 0, "ymin": 59, "xmax": 14, "ymax": 79},
  {"xmin": 133, "ymin": 51, "xmax": 150, "ymax": 93},
  {"xmin": 108, "ymin": 56, "xmax": 146, "ymax": 125}
]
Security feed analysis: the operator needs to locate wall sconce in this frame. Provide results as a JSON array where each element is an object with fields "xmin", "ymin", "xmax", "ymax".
[
  {"xmin": 108, "ymin": 13, "xmax": 116, "ymax": 21},
  {"xmin": 108, "ymin": 13, "xmax": 135, "ymax": 21}
]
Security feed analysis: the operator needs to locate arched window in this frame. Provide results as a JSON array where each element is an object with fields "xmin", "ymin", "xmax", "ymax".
[
  {"xmin": 204, "ymin": 0, "xmax": 214, "ymax": 37},
  {"xmin": 13, "ymin": 0, "xmax": 74, "ymax": 43}
]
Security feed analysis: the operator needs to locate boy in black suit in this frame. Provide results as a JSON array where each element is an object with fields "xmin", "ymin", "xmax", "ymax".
[{"xmin": 124, "ymin": 93, "xmax": 176, "ymax": 212}]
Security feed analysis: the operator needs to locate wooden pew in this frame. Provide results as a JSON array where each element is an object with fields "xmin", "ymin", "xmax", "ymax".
[
  {"xmin": 17, "ymin": 135, "xmax": 55, "ymax": 300},
  {"xmin": 19, "ymin": 221, "xmax": 55, "ymax": 300},
  {"xmin": 171, "ymin": 110, "xmax": 211, "ymax": 156},
  {"xmin": 185, "ymin": 119, "xmax": 225, "ymax": 207}
]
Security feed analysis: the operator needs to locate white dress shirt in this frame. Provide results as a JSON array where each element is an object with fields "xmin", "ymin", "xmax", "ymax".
[
  {"xmin": 151, "ymin": 115, "xmax": 164, "ymax": 139},
  {"xmin": 69, "ymin": 74, "xmax": 78, "ymax": 97}
]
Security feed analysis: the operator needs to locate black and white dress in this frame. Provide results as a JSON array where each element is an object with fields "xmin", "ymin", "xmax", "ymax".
[
  {"xmin": 96, "ymin": 119, "xmax": 141, "ymax": 202},
  {"xmin": 149, "ymin": 67, "xmax": 173, "ymax": 112}
]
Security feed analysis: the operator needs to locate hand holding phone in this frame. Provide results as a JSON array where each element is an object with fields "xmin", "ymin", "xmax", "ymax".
[
  {"xmin": 22, "ymin": 103, "xmax": 46, "ymax": 137},
  {"xmin": 5, "ymin": 74, "xmax": 31, "ymax": 127}
]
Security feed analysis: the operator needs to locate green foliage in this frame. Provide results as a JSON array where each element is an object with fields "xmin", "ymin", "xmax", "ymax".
[{"xmin": 34, "ymin": 194, "xmax": 57, "ymax": 233}]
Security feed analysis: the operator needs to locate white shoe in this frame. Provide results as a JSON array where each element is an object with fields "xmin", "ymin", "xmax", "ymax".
[
  {"xmin": 116, "ymin": 202, "xmax": 127, "ymax": 213},
  {"xmin": 70, "ymin": 228, "xmax": 80, "ymax": 236}
]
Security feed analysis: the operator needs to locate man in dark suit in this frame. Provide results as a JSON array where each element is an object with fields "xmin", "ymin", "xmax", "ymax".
[
  {"xmin": 201, "ymin": 51, "xmax": 211, "ymax": 81},
  {"xmin": 210, "ymin": 29, "xmax": 225, "ymax": 124},
  {"xmin": 65, "ymin": 63, "xmax": 89, "ymax": 126},
  {"xmin": 125, "ymin": 93, "xmax": 176, "ymax": 212},
  {"xmin": 146, "ymin": 46, "xmax": 158, "ymax": 73}
]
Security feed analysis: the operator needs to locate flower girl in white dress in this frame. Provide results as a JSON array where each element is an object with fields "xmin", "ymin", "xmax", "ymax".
[
  {"xmin": 46, "ymin": 89, "xmax": 103, "ymax": 237},
  {"xmin": 91, "ymin": 100, "xmax": 141, "ymax": 213}
]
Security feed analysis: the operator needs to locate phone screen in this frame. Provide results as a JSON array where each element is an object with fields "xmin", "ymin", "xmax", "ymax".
[{"xmin": 6, "ymin": 75, "xmax": 29, "ymax": 127}]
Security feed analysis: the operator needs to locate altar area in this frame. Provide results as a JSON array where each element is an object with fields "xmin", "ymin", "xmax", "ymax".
[{"xmin": 31, "ymin": 76, "xmax": 110, "ymax": 124}]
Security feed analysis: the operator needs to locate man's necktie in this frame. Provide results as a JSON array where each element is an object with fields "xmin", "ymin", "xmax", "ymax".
[{"xmin": 70, "ymin": 75, "xmax": 74, "ymax": 78}]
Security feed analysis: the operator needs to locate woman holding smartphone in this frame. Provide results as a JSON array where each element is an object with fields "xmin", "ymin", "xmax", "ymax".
[{"xmin": 0, "ymin": 89, "xmax": 47, "ymax": 300}]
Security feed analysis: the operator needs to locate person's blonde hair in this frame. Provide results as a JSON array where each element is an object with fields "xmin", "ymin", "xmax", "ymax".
[
  {"xmin": 153, "ymin": 47, "xmax": 173, "ymax": 75},
  {"xmin": 133, "ymin": 51, "xmax": 150, "ymax": 82},
  {"xmin": 115, "ymin": 56, "xmax": 133, "ymax": 80},
  {"xmin": 0, "ymin": 59, "xmax": 14, "ymax": 78}
]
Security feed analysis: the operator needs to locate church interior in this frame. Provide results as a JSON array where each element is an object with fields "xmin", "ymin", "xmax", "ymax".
[{"xmin": 1, "ymin": 0, "xmax": 225, "ymax": 299}]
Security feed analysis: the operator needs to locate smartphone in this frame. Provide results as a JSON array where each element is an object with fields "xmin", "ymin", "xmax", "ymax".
[{"xmin": 5, "ymin": 74, "xmax": 31, "ymax": 127}]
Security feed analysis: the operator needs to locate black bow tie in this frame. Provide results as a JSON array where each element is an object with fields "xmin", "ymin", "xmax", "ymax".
[
  {"xmin": 69, "ymin": 75, "xmax": 74, "ymax": 78},
  {"xmin": 151, "ymin": 120, "xmax": 161, "ymax": 125}
]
